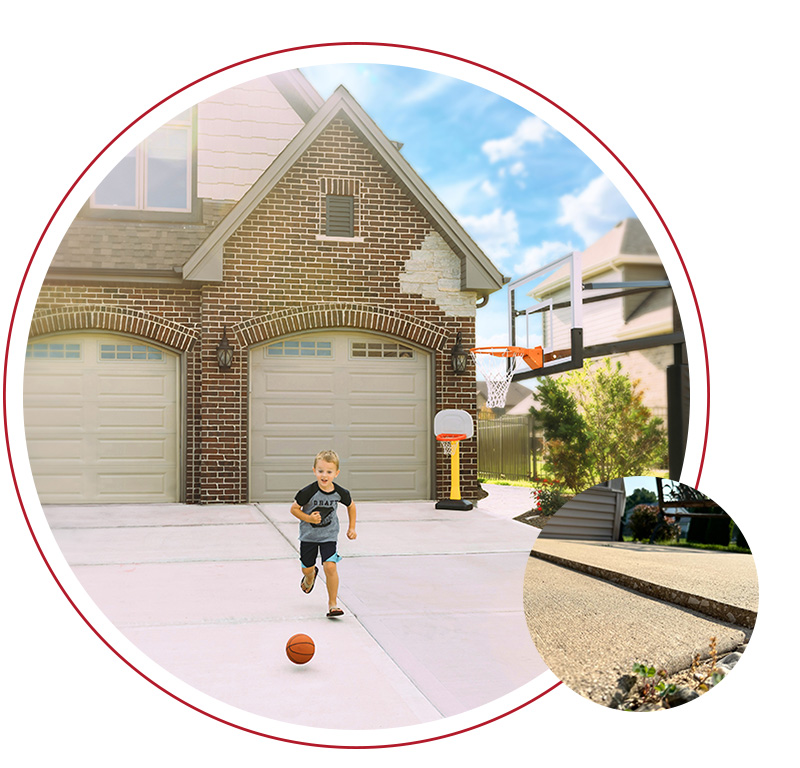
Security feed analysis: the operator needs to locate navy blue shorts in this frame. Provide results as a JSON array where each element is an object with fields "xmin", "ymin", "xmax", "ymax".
[{"xmin": 300, "ymin": 540, "xmax": 341, "ymax": 568}]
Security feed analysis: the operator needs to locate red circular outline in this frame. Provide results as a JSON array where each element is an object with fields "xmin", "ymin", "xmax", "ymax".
[{"xmin": 3, "ymin": 41, "xmax": 708, "ymax": 749}]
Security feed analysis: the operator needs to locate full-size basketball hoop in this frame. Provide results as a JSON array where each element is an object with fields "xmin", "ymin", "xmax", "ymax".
[{"xmin": 472, "ymin": 346, "xmax": 543, "ymax": 409}]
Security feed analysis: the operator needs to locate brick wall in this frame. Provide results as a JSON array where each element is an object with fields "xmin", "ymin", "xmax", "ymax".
[{"xmin": 32, "ymin": 115, "xmax": 481, "ymax": 503}]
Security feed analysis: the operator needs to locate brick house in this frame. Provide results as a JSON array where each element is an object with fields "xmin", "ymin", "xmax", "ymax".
[{"xmin": 24, "ymin": 70, "xmax": 505, "ymax": 505}]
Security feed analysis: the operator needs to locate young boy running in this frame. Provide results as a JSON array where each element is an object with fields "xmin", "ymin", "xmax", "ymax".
[{"xmin": 290, "ymin": 450, "xmax": 357, "ymax": 618}]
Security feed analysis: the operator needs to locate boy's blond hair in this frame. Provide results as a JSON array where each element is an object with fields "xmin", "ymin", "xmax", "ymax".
[{"xmin": 314, "ymin": 450, "xmax": 340, "ymax": 469}]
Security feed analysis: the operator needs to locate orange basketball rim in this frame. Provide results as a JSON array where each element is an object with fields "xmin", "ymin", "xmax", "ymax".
[{"xmin": 470, "ymin": 345, "xmax": 543, "ymax": 370}]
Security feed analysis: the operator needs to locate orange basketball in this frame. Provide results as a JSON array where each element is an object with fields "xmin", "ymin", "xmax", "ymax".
[{"xmin": 286, "ymin": 633, "xmax": 315, "ymax": 665}]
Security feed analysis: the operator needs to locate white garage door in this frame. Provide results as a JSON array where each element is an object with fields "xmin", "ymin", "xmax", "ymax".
[
  {"xmin": 23, "ymin": 333, "xmax": 180, "ymax": 504},
  {"xmin": 250, "ymin": 331, "xmax": 431, "ymax": 501}
]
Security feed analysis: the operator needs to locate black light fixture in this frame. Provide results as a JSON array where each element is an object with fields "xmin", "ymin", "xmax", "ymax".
[
  {"xmin": 450, "ymin": 331, "xmax": 469, "ymax": 374},
  {"xmin": 216, "ymin": 328, "xmax": 234, "ymax": 371}
]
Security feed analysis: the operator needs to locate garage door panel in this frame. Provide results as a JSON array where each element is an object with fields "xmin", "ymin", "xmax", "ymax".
[
  {"xmin": 263, "ymin": 371, "xmax": 336, "ymax": 394},
  {"xmin": 250, "ymin": 331, "xmax": 431, "ymax": 502},
  {"xmin": 96, "ymin": 472, "xmax": 168, "ymax": 497},
  {"xmin": 97, "ymin": 373, "xmax": 171, "ymax": 397},
  {"xmin": 97, "ymin": 437, "xmax": 173, "ymax": 461},
  {"xmin": 23, "ymin": 333, "xmax": 179, "ymax": 504},
  {"xmin": 31, "ymin": 473, "xmax": 85, "ymax": 497},
  {"xmin": 261, "ymin": 435, "xmax": 338, "ymax": 461},
  {"xmin": 255, "ymin": 469, "xmax": 317, "ymax": 497},
  {"xmin": 263, "ymin": 403, "xmax": 336, "ymax": 425},
  {"xmin": 349, "ymin": 372, "xmax": 422, "ymax": 395},
  {"xmin": 347, "ymin": 435, "xmax": 420, "ymax": 459},
  {"xmin": 98, "ymin": 406, "xmax": 173, "ymax": 429},
  {"xmin": 348, "ymin": 468, "xmax": 425, "ymax": 493},
  {"xmin": 26, "ymin": 437, "xmax": 84, "ymax": 461},
  {"xmin": 25, "ymin": 372, "xmax": 85, "ymax": 396},
  {"xmin": 23, "ymin": 406, "xmax": 84, "ymax": 428},
  {"xmin": 348, "ymin": 403, "xmax": 425, "ymax": 428}
]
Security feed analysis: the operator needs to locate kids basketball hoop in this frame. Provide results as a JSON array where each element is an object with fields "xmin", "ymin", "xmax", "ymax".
[
  {"xmin": 471, "ymin": 346, "xmax": 543, "ymax": 409},
  {"xmin": 434, "ymin": 410, "xmax": 474, "ymax": 510},
  {"xmin": 436, "ymin": 432, "xmax": 467, "ymax": 456}
]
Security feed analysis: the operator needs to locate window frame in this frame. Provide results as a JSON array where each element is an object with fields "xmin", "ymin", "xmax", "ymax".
[{"xmin": 85, "ymin": 107, "xmax": 200, "ymax": 222}]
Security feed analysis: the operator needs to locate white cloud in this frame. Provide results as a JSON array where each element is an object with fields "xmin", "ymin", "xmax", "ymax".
[
  {"xmin": 509, "ymin": 161, "xmax": 526, "ymax": 177},
  {"xmin": 480, "ymin": 179, "xmax": 498, "ymax": 197},
  {"xmin": 514, "ymin": 240, "xmax": 577, "ymax": 276},
  {"xmin": 400, "ymin": 73, "xmax": 453, "ymax": 105},
  {"xmin": 436, "ymin": 178, "xmax": 482, "ymax": 212},
  {"xmin": 481, "ymin": 116, "xmax": 550, "ymax": 163},
  {"xmin": 557, "ymin": 175, "xmax": 634, "ymax": 244},
  {"xmin": 460, "ymin": 208, "xmax": 520, "ymax": 260}
]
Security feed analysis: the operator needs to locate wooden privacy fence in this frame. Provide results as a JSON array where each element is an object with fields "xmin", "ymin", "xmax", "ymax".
[{"xmin": 477, "ymin": 413, "xmax": 536, "ymax": 482}]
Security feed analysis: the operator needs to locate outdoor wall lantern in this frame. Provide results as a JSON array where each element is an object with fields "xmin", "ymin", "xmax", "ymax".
[
  {"xmin": 216, "ymin": 328, "xmax": 234, "ymax": 371},
  {"xmin": 450, "ymin": 332, "xmax": 469, "ymax": 375}
]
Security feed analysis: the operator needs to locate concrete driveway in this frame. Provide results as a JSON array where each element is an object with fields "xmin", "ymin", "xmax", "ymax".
[
  {"xmin": 42, "ymin": 485, "xmax": 546, "ymax": 730},
  {"xmin": 523, "ymin": 538, "xmax": 758, "ymax": 706}
]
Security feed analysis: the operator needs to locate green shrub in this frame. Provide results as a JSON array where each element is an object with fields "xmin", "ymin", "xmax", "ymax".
[
  {"xmin": 531, "ymin": 479, "xmax": 571, "ymax": 517},
  {"xmin": 629, "ymin": 504, "xmax": 658, "ymax": 540},
  {"xmin": 629, "ymin": 504, "xmax": 680, "ymax": 542}
]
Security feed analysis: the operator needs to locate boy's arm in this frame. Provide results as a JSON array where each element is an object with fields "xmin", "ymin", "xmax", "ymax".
[
  {"xmin": 291, "ymin": 501, "xmax": 321, "ymax": 525},
  {"xmin": 346, "ymin": 502, "xmax": 357, "ymax": 539}
]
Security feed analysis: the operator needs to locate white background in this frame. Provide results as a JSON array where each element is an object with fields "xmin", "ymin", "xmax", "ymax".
[{"xmin": 2, "ymin": 2, "xmax": 795, "ymax": 764}]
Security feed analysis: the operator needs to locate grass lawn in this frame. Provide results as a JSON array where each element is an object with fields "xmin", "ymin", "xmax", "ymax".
[
  {"xmin": 623, "ymin": 536, "xmax": 751, "ymax": 554},
  {"xmin": 479, "ymin": 477, "xmax": 536, "ymax": 487}
]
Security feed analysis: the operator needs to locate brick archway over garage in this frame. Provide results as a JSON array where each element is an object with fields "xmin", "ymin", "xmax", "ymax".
[
  {"xmin": 232, "ymin": 303, "xmax": 450, "ymax": 352},
  {"xmin": 29, "ymin": 305, "xmax": 198, "ymax": 352}
]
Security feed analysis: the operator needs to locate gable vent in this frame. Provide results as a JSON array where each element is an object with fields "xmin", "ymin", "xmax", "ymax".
[{"xmin": 321, "ymin": 179, "xmax": 359, "ymax": 238}]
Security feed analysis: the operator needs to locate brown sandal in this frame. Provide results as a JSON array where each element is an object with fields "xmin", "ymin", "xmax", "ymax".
[{"xmin": 301, "ymin": 565, "xmax": 318, "ymax": 594}]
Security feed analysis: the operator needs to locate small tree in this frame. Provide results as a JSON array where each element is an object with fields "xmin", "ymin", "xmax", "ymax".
[
  {"xmin": 532, "ymin": 374, "xmax": 592, "ymax": 491},
  {"xmin": 626, "ymin": 487, "xmax": 658, "ymax": 515},
  {"xmin": 533, "ymin": 358, "xmax": 667, "ymax": 492}
]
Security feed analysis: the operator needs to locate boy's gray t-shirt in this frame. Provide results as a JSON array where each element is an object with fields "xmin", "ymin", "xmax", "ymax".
[{"xmin": 295, "ymin": 482, "xmax": 352, "ymax": 543}]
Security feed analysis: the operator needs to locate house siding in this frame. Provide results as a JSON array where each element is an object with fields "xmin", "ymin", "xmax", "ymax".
[{"xmin": 197, "ymin": 75, "xmax": 307, "ymax": 203}]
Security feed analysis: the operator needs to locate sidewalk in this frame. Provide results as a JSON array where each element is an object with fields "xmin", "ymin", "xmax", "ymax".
[
  {"xmin": 523, "ymin": 538, "xmax": 758, "ymax": 706},
  {"xmin": 43, "ymin": 495, "xmax": 546, "ymax": 730}
]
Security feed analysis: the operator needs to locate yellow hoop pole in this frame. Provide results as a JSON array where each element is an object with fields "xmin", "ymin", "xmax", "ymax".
[{"xmin": 450, "ymin": 440, "xmax": 461, "ymax": 500}]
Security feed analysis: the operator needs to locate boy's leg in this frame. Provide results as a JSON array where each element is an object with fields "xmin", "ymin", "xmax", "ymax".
[
  {"xmin": 319, "ymin": 541, "xmax": 343, "ymax": 616},
  {"xmin": 322, "ymin": 560, "xmax": 339, "ymax": 609},
  {"xmin": 299, "ymin": 542, "xmax": 319, "ymax": 593}
]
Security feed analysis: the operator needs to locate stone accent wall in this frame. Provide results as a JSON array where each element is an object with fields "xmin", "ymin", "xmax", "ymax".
[{"xmin": 400, "ymin": 231, "xmax": 477, "ymax": 319}]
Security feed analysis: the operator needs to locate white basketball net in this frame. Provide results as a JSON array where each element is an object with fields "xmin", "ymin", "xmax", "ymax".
[{"xmin": 473, "ymin": 350, "xmax": 523, "ymax": 409}]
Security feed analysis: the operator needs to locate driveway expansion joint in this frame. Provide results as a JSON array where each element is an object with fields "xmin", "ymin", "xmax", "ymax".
[{"xmin": 530, "ymin": 550, "xmax": 757, "ymax": 629}]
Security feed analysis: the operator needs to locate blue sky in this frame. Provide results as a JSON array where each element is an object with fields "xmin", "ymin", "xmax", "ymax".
[{"xmin": 301, "ymin": 63, "xmax": 636, "ymax": 356}]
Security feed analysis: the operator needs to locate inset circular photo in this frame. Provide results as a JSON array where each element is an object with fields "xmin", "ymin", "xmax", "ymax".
[{"xmin": 522, "ymin": 477, "xmax": 757, "ymax": 711}]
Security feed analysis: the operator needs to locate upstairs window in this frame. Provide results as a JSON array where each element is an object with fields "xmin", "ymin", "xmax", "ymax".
[{"xmin": 91, "ymin": 109, "xmax": 194, "ymax": 213}]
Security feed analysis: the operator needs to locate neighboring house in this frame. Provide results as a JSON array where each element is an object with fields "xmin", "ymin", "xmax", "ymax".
[
  {"xmin": 476, "ymin": 380, "xmax": 537, "ymax": 418},
  {"xmin": 24, "ymin": 70, "xmax": 505, "ymax": 505},
  {"xmin": 537, "ymin": 479, "xmax": 626, "ymax": 540},
  {"xmin": 533, "ymin": 218, "xmax": 673, "ymax": 421}
]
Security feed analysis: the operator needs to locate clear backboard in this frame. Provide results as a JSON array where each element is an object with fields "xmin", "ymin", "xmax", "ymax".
[{"xmin": 506, "ymin": 250, "xmax": 584, "ymax": 378}]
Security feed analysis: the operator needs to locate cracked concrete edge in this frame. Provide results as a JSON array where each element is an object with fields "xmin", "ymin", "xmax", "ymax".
[{"xmin": 529, "ymin": 550, "xmax": 758, "ymax": 629}]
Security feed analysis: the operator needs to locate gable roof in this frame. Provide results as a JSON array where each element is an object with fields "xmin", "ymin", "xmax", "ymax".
[
  {"xmin": 269, "ymin": 69, "xmax": 325, "ymax": 122},
  {"xmin": 532, "ymin": 218, "xmax": 660, "ymax": 298},
  {"xmin": 182, "ymin": 85, "xmax": 506, "ymax": 296}
]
